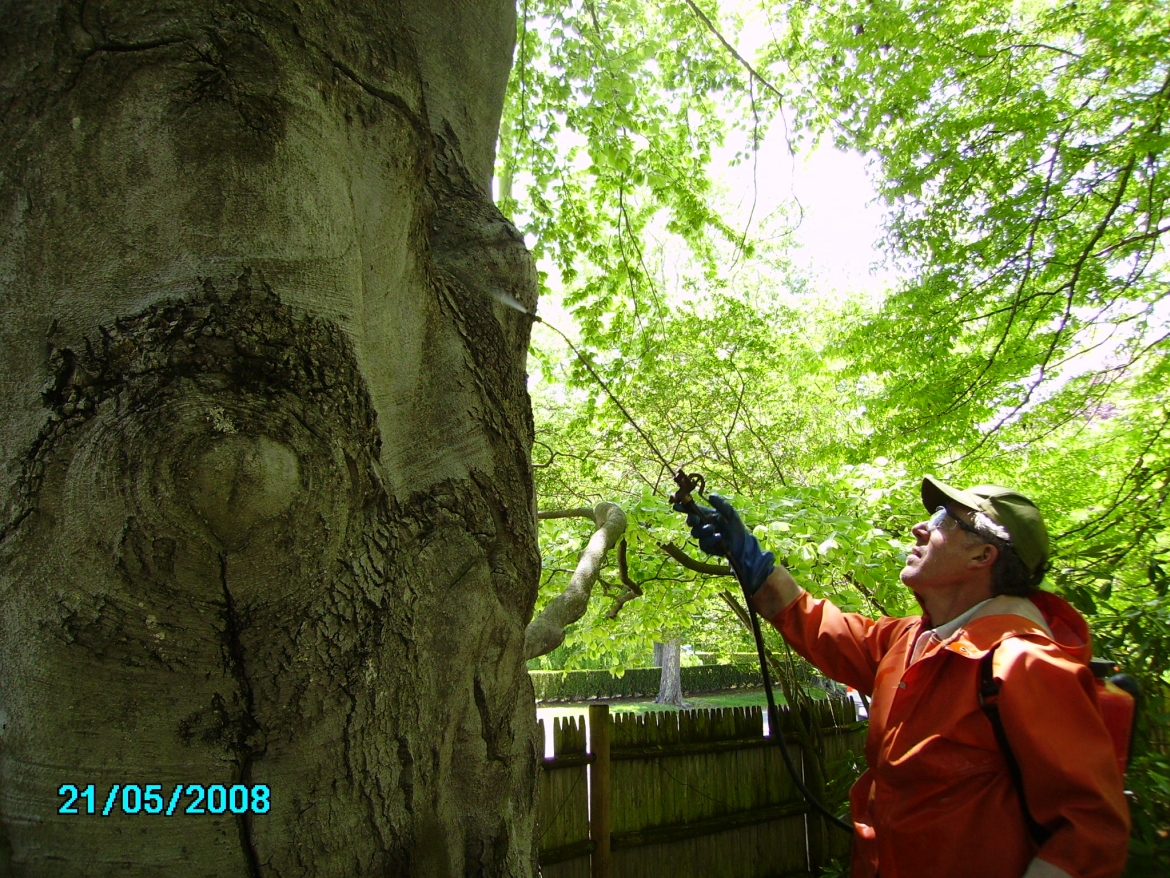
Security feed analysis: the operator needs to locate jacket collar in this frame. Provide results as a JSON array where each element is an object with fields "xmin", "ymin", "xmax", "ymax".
[
  {"xmin": 967, "ymin": 594, "xmax": 1053, "ymax": 635},
  {"xmin": 936, "ymin": 594, "xmax": 1066, "ymax": 659}
]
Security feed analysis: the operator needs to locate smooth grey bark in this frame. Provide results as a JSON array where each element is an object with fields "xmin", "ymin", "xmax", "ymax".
[
  {"xmin": 653, "ymin": 640, "xmax": 688, "ymax": 708},
  {"xmin": 0, "ymin": 3, "xmax": 541, "ymax": 876}
]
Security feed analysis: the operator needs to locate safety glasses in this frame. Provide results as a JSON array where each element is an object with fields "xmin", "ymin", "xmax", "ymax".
[{"xmin": 927, "ymin": 506, "xmax": 982, "ymax": 537}]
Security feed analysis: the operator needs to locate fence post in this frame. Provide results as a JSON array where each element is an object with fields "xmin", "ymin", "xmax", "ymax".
[{"xmin": 589, "ymin": 704, "xmax": 611, "ymax": 878}]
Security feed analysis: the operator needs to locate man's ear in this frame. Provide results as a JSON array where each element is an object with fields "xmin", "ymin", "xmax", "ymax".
[{"xmin": 969, "ymin": 542, "xmax": 998, "ymax": 570}]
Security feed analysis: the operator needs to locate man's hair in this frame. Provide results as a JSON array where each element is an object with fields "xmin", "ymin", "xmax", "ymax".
[{"xmin": 963, "ymin": 524, "xmax": 1048, "ymax": 596}]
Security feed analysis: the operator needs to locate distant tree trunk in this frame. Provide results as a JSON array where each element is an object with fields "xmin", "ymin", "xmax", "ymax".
[
  {"xmin": 0, "ymin": 3, "xmax": 541, "ymax": 876},
  {"xmin": 653, "ymin": 639, "xmax": 688, "ymax": 708}
]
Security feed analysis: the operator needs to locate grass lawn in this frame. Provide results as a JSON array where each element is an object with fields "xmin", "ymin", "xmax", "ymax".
[
  {"xmin": 534, "ymin": 688, "xmax": 858, "ymax": 757},
  {"xmin": 535, "ymin": 687, "xmax": 780, "ymax": 723},
  {"xmin": 609, "ymin": 688, "xmax": 780, "ymax": 714}
]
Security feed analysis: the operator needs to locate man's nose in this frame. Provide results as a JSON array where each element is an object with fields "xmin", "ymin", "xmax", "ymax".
[{"xmin": 911, "ymin": 521, "xmax": 929, "ymax": 541}]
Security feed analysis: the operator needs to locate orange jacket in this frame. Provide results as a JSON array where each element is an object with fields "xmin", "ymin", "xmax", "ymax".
[{"xmin": 770, "ymin": 590, "xmax": 1130, "ymax": 878}]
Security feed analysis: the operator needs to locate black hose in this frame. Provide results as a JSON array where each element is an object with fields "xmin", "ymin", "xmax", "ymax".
[{"xmin": 730, "ymin": 557, "xmax": 854, "ymax": 834}]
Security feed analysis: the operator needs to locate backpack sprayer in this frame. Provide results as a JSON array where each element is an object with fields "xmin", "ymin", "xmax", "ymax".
[
  {"xmin": 481, "ymin": 283, "xmax": 854, "ymax": 833},
  {"xmin": 1090, "ymin": 659, "xmax": 1140, "ymax": 778},
  {"xmin": 980, "ymin": 652, "xmax": 1140, "ymax": 845}
]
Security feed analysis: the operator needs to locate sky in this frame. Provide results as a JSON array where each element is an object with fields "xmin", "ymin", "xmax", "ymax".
[
  {"xmin": 499, "ymin": 1, "xmax": 903, "ymax": 314},
  {"xmin": 516, "ymin": 134, "xmax": 899, "ymax": 328},
  {"xmin": 787, "ymin": 148, "xmax": 894, "ymax": 290},
  {"xmin": 717, "ymin": 0, "xmax": 899, "ymax": 297},
  {"xmin": 516, "ymin": 130, "xmax": 900, "ymax": 378},
  {"xmin": 716, "ymin": 129, "xmax": 899, "ymax": 297}
]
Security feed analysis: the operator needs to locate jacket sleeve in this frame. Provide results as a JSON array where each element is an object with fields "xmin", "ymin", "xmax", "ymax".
[
  {"xmin": 994, "ymin": 637, "xmax": 1131, "ymax": 878},
  {"xmin": 766, "ymin": 589, "xmax": 912, "ymax": 697}
]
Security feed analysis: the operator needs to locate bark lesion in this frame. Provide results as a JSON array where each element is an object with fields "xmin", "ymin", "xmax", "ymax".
[
  {"xmin": 172, "ymin": 22, "xmax": 288, "ymax": 164},
  {"xmin": 473, "ymin": 675, "xmax": 512, "ymax": 766},
  {"xmin": 217, "ymin": 554, "xmax": 265, "ymax": 878},
  {"xmin": 5, "ymin": 269, "xmax": 382, "ymax": 546},
  {"xmin": 71, "ymin": 0, "xmax": 190, "ymax": 57},
  {"xmin": 307, "ymin": 42, "xmax": 428, "ymax": 140},
  {"xmin": 428, "ymin": 127, "xmax": 539, "ymax": 429},
  {"xmin": 426, "ymin": 128, "xmax": 542, "ymax": 568},
  {"xmin": 53, "ymin": 592, "xmax": 129, "ymax": 657}
]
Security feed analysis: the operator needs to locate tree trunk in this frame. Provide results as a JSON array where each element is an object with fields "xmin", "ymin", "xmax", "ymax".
[
  {"xmin": 653, "ymin": 640, "xmax": 688, "ymax": 708},
  {"xmin": 0, "ymin": 4, "xmax": 540, "ymax": 877}
]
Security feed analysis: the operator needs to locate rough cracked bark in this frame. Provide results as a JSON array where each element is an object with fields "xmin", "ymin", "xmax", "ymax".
[
  {"xmin": 524, "ymin": 503, "xmax": 627, "ymax": 659},
  {"xmin": 0, "ymin": 3, "xmax": 541, "ymax": 876}
]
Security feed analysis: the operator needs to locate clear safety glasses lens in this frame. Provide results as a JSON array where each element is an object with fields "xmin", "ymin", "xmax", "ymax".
[
  {"xmin": 927, "ymin": 506, "xmax": 980, "ymax": 536},
  {"xmin": 927, "ymin": 507, "xmax": 951, "ymax": 532}
]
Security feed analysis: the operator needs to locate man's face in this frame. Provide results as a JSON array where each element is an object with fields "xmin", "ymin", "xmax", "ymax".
[{"xmin": 900, "ymin": 506, "xmax": 987, "ymax": 594}]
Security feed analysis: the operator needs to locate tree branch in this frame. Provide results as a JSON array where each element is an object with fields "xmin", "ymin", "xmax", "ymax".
[
  {"xmin": 682, "ymin": 0, "xmax": 784, "ymax": 102},
  {"xmin": 525, "ymin": 502, "xmax": 627, "ymax": 658},
  {"xmin": 660, "ymin": 542, "xmax": 732, "ymax": 576},
  {"xmin": 605, "ymin": 538, "xmax": 644, "ymax": 619},
  {"xmin": 538, "ymin": 507, "xmax": 596, "ymax": 520},
  {"xmin": 946, "ymin": 151, "xmax": 1139, "ymax": 465},
  {"xmin": 844, "ymin": 573, "xmax": 889, "ymax": 616}
]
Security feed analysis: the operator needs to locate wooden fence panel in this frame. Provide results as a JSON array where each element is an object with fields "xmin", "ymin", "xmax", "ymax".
[
  {"xmin": 536, "ymin": 699, "xmax": 865, "ymax": 878},
  {"xmin": 539, "ymin": 855, "xmax": 591, "ymax": 878},
  {"xmin": 537, "ymin": 715, "xmax": 592, "ymax": 872},
  {"xmin": 612, "ymin": 817, "xmax": 809, "ymax": 878},
  {"xmin": 609, "ymin": 708, "xmax": 800, "ymax": 832},
  {"xmin": 608, "ymin": 706, "xmax": 810, "ymax": 878}
]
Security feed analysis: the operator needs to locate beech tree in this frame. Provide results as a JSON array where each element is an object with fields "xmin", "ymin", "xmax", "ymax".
[{"xmin": 0, "ymin": 3, "xmax": 542, "ymax": 876}]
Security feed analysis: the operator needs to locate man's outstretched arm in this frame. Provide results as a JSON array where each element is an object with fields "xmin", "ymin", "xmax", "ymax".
[{"xmin": 749, "ymin": 566, "xmax": 803, "ymax": 619}]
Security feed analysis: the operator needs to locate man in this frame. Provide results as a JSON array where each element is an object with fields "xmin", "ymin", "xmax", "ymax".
[{"xmin": 680, "ymin": 477, "xmax": 1130, "ymax": 878}]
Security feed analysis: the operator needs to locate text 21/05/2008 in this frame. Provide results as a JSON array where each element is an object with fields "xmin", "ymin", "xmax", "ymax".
[{"xmin": 58, "ymin": 782, "xmax": 271, "ymax": 816}]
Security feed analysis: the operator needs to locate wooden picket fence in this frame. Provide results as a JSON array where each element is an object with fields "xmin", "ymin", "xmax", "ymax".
[{"xmin": 537, "ymin": 700, "xmax": 865, "ymax": 878}]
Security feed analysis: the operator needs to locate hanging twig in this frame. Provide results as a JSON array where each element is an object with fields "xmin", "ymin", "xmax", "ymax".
[
  {"xmin": 605, "ymin": 539, "xmax": 645, "ymax": 619},
  {"xmin": 681, "ymin": 0, "xmax": 784, "ymax": 101}
]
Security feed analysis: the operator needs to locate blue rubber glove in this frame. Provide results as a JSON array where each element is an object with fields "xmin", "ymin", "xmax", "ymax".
[{"xmin": 673, "ymin": 494, "xmax": 775, "ymax": 596}]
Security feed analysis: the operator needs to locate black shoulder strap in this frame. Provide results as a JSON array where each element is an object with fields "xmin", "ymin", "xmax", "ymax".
[{"xmin": 978, "ymin": 646, "xmax": 1054, "ymax": 847}]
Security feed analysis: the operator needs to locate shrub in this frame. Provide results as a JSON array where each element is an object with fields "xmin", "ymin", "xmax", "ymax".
[{"xmin": 531, "ymin": 664, "xmax": 764, "ymax": 702}]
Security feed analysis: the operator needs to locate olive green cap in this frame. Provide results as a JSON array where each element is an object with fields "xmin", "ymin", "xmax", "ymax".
[{"xmin": 921, "ymin": 476, "xmax": 1050, "ymax": 576}]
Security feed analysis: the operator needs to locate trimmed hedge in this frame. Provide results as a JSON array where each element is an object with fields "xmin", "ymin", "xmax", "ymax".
[{"xmin": 531, "ymin": 664, "xmax": 764, "ymax": 703}]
